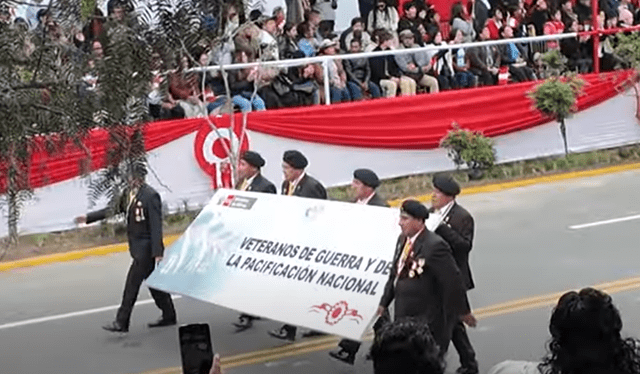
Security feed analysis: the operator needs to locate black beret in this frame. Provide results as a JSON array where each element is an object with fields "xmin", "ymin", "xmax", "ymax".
[
  {"xmin": 242, "ymin": 151, "xmax": 265, "ymax": 168},
  {"xmin": 353, "ymin": 169, "xmax": 380, "ymax": 188},
  {"xmin": 283, "ymin": 150, "xmax": 308, "ymax": 169},
  {"xmin": 401, "ymin": 200, "xmax": 429, "ymax": 220},
  {"xmin": 432, "ymin": 173, "xmax": 460, "ymax": 196}
]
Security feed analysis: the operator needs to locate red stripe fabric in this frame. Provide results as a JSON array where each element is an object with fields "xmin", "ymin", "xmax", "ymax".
[{"xmin": 0, "ymin": 70, "xmax": 634, "ymax": 193}]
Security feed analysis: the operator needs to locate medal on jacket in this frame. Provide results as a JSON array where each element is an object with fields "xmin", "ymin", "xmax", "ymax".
[{"xmin": 135, "ymin": 201, "xmax": 145, "ymax": 222}]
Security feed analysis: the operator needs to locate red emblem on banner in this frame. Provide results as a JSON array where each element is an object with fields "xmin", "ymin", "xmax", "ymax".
[
  {"xmin": 310, "ymin": 301, "xmax": 363, "ymax": 326},
  {"xmin": 193, "ymin": 120, "xmax": 250, "ymax": 189}
]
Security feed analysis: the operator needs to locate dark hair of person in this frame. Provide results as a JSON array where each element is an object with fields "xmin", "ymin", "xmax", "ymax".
[
  {"xmin": 404, "ymin": 1, "xmax": 417, "ymax": 11},
  {"xmin": 297, "ymin": 21, "xmax": 311, "ymax": 39},
  {"xmin": 370, "ymin": 318, "xmax": 444, "ymax": 374},
  {"xmin": 450, "ymin": 2, "xmax": 465, "ymax": 24},
  {"xmin": 351, "ymin": 17, "xmax": 364, "ymax": 26},
  {"xmin": 539, "ymin": 287, "xmax": 640, "ymax": 374}
]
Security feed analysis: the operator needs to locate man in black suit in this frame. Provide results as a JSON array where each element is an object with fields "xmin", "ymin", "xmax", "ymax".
[
  {"xmin": 329, "ymin": 168, "xmax": 389, "ymax": 365},
  {"xmin": 269, "ymin": 150, "xmax": 326, "ymax": 341},
  {"xmin": 233, "ymin": 150, "xmax": 276, "ymax": 330},
  {"xmin": 235, "ymin": 150, "xmax": 277, "ymax": 193},
  {"xmin": 378, "ymin": 200, "xmax": 469, "ymax": 357},
  {"xmin": 431, "ymin": 174, "xmax": 478, "ymax": 374},
  {"xmin": 280, "ymin": 150, "xmax": 327, "ymax": 199},
  {"xmin": 75, "ymin": 162, "xmax": 176, "ymax": 333}
]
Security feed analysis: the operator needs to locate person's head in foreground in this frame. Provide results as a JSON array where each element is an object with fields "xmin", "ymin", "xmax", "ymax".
[
  {"xmin": 539, "ymin": 287, "xmax": 640, "ymax": 374},
  {"xmin": 370, "ymin": 318, "xmax": 444, "ymax": 374}
]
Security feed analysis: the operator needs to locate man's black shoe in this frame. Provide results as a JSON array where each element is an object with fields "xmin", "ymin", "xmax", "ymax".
[
  {"xmin": 301, "ymin": 330, "xmax": 326, "ymax": 338},
  {"xmin": 232, "ymin": 315, "xmax": 254, "ymax": 331},
  {"xmin": 102, "ymin": 321, "xmax": 128, "ymax": 333},
  {"xmin": 268, "ymin": 327, "xmax": 295, "ymax": 341},
  {"xmin": 456, "ymin": 367, "xmax": 479, "ymax": 374},
  {"xmin": 329, "ymin": 349, "xmax": 356, "ymax": 365},
  {"xmin": 147, "ymin": 317, "xmax": 177, "ymax": 328}
]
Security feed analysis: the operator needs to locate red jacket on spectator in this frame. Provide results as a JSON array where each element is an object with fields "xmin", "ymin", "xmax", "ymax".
[{"xmin": 544, "ymin": 19, "xmax": 564, "ymax": 49}]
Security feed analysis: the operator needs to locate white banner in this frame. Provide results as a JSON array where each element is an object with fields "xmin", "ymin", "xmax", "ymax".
[{"xmin": 146, "ymin": 189, "xmax": 400, "ymax": 340}]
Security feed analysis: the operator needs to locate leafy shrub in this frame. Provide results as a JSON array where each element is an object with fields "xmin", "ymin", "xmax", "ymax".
[{"xmin": 440, "ymin": 124, "xmax": 496, "ymax": 170}]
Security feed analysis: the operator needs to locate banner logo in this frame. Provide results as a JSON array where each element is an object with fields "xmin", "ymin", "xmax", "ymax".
[
  {"xmin": 193, "ymin": 121, "xmax": 250, "ymax": 188},
  {"xmin": 310, "ymin": 301, "xmax": 363, "ymax": 325},
  {"xmin": 217, "ymin": 194, "xmax": 257, "ymax": 210}
]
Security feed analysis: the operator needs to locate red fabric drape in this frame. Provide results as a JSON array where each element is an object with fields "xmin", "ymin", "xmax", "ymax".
[
  {"xmin": 246, "ymin": 70, "xmax": 635, "ymax": 148},
  {"xmin": 0, "ymin": 70, "xmax": 634, "ymax": 193}
]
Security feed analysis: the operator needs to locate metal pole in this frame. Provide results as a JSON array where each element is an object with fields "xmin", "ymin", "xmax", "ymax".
[
  {"xmin": 592, "ymin": 0, "xmax": 600, "ymax": 73},
  {"xmin": 322, "ymin": 58, "xmax": 331, "ymax": 106}
]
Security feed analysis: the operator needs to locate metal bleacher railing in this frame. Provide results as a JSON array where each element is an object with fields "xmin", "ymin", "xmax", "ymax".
[{"xmin": 190, "ymin": 32, "xmax": 604, "ymax": 106}]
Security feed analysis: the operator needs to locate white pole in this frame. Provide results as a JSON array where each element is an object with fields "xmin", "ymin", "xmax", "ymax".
[{"xmin": 322, "ymin": 58, "xmax": 331, "ymax": 106}]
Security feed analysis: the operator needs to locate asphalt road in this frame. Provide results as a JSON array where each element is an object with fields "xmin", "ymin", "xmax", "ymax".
[{"xmin": 1, "ymin": 169, "xmax": 640, "ymax": 374}]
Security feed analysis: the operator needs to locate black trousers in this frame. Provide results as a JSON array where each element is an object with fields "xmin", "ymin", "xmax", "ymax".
[
  {"xmin": 115, "ymin": 258, "xmax": 176, "ymax": 327},
  {"xmin": 451, "ymin": 320, "xmax": 478, "ymax": 371},
  {"xmin": 337, "ymin": 309, "xmax": 391, "ymax": 355}
]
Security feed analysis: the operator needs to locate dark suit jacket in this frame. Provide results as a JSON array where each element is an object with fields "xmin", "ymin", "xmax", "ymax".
[
  {"xmin": 379, "ymin": 229, "xmax": 469, "ymax": 348},
  {"xmin": 281, "ymin": 174, "xmax": 327, "ymax": 199},
  {"xmin": 434, "ymin": 203, "xmax": 475, "ymax": 290},
  {"xmin": 363, "ymin": 192, "xmax": 389, "ymax": 207},
  {"xmin": 86, "ymin": 184, "xmax": 164, "ymax": 261},
  {"xmin": 246, "ymin": 173, "xmax": 277, "ymax": 194}
]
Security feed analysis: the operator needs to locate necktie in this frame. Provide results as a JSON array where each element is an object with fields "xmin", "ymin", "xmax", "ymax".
[
  {"xmin": 240, "ymin": 179, "xmax": 249, "ymax": 191},
  {"xmin": 397, "ymin": 239, "xmax": 412, "ymax": 275},
  {"xmin": 287, "ymin": 182, "xmax": 295, "ymax": 196}
]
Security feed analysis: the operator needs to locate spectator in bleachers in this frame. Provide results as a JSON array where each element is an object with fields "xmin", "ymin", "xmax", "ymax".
[
  {"xmin": 487, "ymin": 288, "xmax": 640, "ymax": 374},
  {"xmin": 81, "ymin": 8, "xmax": 106, "ymax": 49},
  {"xmin": 148, "ymin": 71, "xmax": 186, "ymax": 120},
  {"xmin": 398, "ymin": 1, "xmax": 424, "ymax": 45},
  {"xmin": 544, "ymin": 9, "xmax": 565, "ymax": 49},
  {"xmin": 498, "ymin": 25, "xmax": 536, "ymax": 82},
  {"xmin": 527, "ymin": 0, "xmax": 549, "ymax": 36},
  {"xmin": 395, "ymin": 29, "xmax": 439, "ymax": 93},
  {"xmin": 575, "ymin": 0, "xmax": 592, "ymax": 23},
  {"xmin": 469, "ymin": 26, "xmax": 501, "ymax": 86},
  {"xmin": 260, "ymin": 16, "xmax": 280, "ymax": 60},
  {"xmin": 316, "ymin": 39, "xmax": 352, "ymax": 103},
  {"xmin": 370, "ymin": 318, "xmax": 445, "ymax": 374},
  {"xmin": 425, "ymin": 30, "xmax": 455, "ymax": 90},
  {"xmin": 450, "ymin": 2, "xmax": 476, "ymax": 43},
  {"xmin": 344, "ymin": 38, "xmax": 383, "ymax": 99},
  {"xmin": 169, "ymin": 54, "xmax": 207, "ymax": 118},
  {"xmin": 367, "ymin": 0, "xmax": 399, "ymax": 36},
  {"xmin": 306, "ymin": 9, "xmax": 325, "ymax": 42},
  {"xmin": 420, "ymin": 6, "xmax": 442, "ymax": 44},
  {"xmin": 451, "ymin": 29, "xmax": 477, "ymax": 88},
  {"xmin": 560, "ymin": 19, "xmax": 593, "ymax": 73},
  {"xmin": 228, "ymin": 49, "xmax": 267, "ymax": 111},
  {"xmin": 279, "ymin": 23, "xmax": 301, "ymax": 59},
  {"xmin": 618, "ymin": 0, "xmax": 635, "ymax": 25},
  {"xmin": 286, "ymin": 0, "xmax": 309, "ymax": 24},
  {"xmin": 273, "ymin": 6, "xmax": 286, "ymax": 33},
  {"xmin": 560, "ymin": 0, "xmax": 579, "ymax": 26},
  {"xmin": 313, "ymin": 0, "xmax": 337, "ymax": 37},
  {"xmin": 341, "ymin": 17, "xmax": 373, "ymax": 52},
  {"xmin": 370, "ymin": 30, "xmax": 412, "ymax": 97},
  {"xmin": 259, "ymin": 52, "xmax": 319, "ymax": 108},
  {"xmin": 486, "ymin": 7, "xmax": 505, "ymax": 40},
  {"xmin": 297, "ymin": 21, "xmax": 319, "ymax": 56},
  {"xmin": 474, "ymin": 0, "xmax": 491, "ymax": 36}
]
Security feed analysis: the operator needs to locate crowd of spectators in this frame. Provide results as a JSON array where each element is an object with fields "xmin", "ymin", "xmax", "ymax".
[{"xmin": 1, "ymin": 0, "xmax": 639, "ymax": 120}]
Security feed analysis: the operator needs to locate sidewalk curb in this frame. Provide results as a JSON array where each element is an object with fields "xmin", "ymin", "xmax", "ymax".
[
  {"xmin": 387, "ymin": 162, "xmax": 640, "ymax": 206},
  {"xmin": 0, "ymin": 234, "xmax": 181, "ymax": 272},
  {"xmin": 3, "ymin": 162, "xmax": 640, "ymax": 272}
]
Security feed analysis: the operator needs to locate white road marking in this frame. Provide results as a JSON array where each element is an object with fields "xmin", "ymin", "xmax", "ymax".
[
  {"xmin": 0, "ymin": 295, "xmax": 181, "ymax": 331},
  {"xmin": 569, "ymin": 214, "xmax": 640, "ymax": 230}
]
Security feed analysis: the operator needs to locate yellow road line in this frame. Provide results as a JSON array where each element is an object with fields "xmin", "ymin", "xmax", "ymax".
[
  {"xmin": 4, "ymin": 162, "xmax": 640, "ymax": 272},
  {"xmin": 387, "ymin": 161, "xmax": 640, "ymax": 206},
  {"xmin": 136, "ymin": 274, "xmax": 640, "ymax": 374}
]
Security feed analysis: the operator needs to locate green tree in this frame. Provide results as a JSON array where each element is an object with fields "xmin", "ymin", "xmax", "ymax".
[
  {"xmin": 440, "ymin": 123, "xmax": 496, "ymax": 179},
  {"xmin": 529, "ymin": 76, "xmax": 584, "ymax": 155},
  {"xmin": 0, "ymin": 1, "xmax": 92, "ymax": 251}
]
